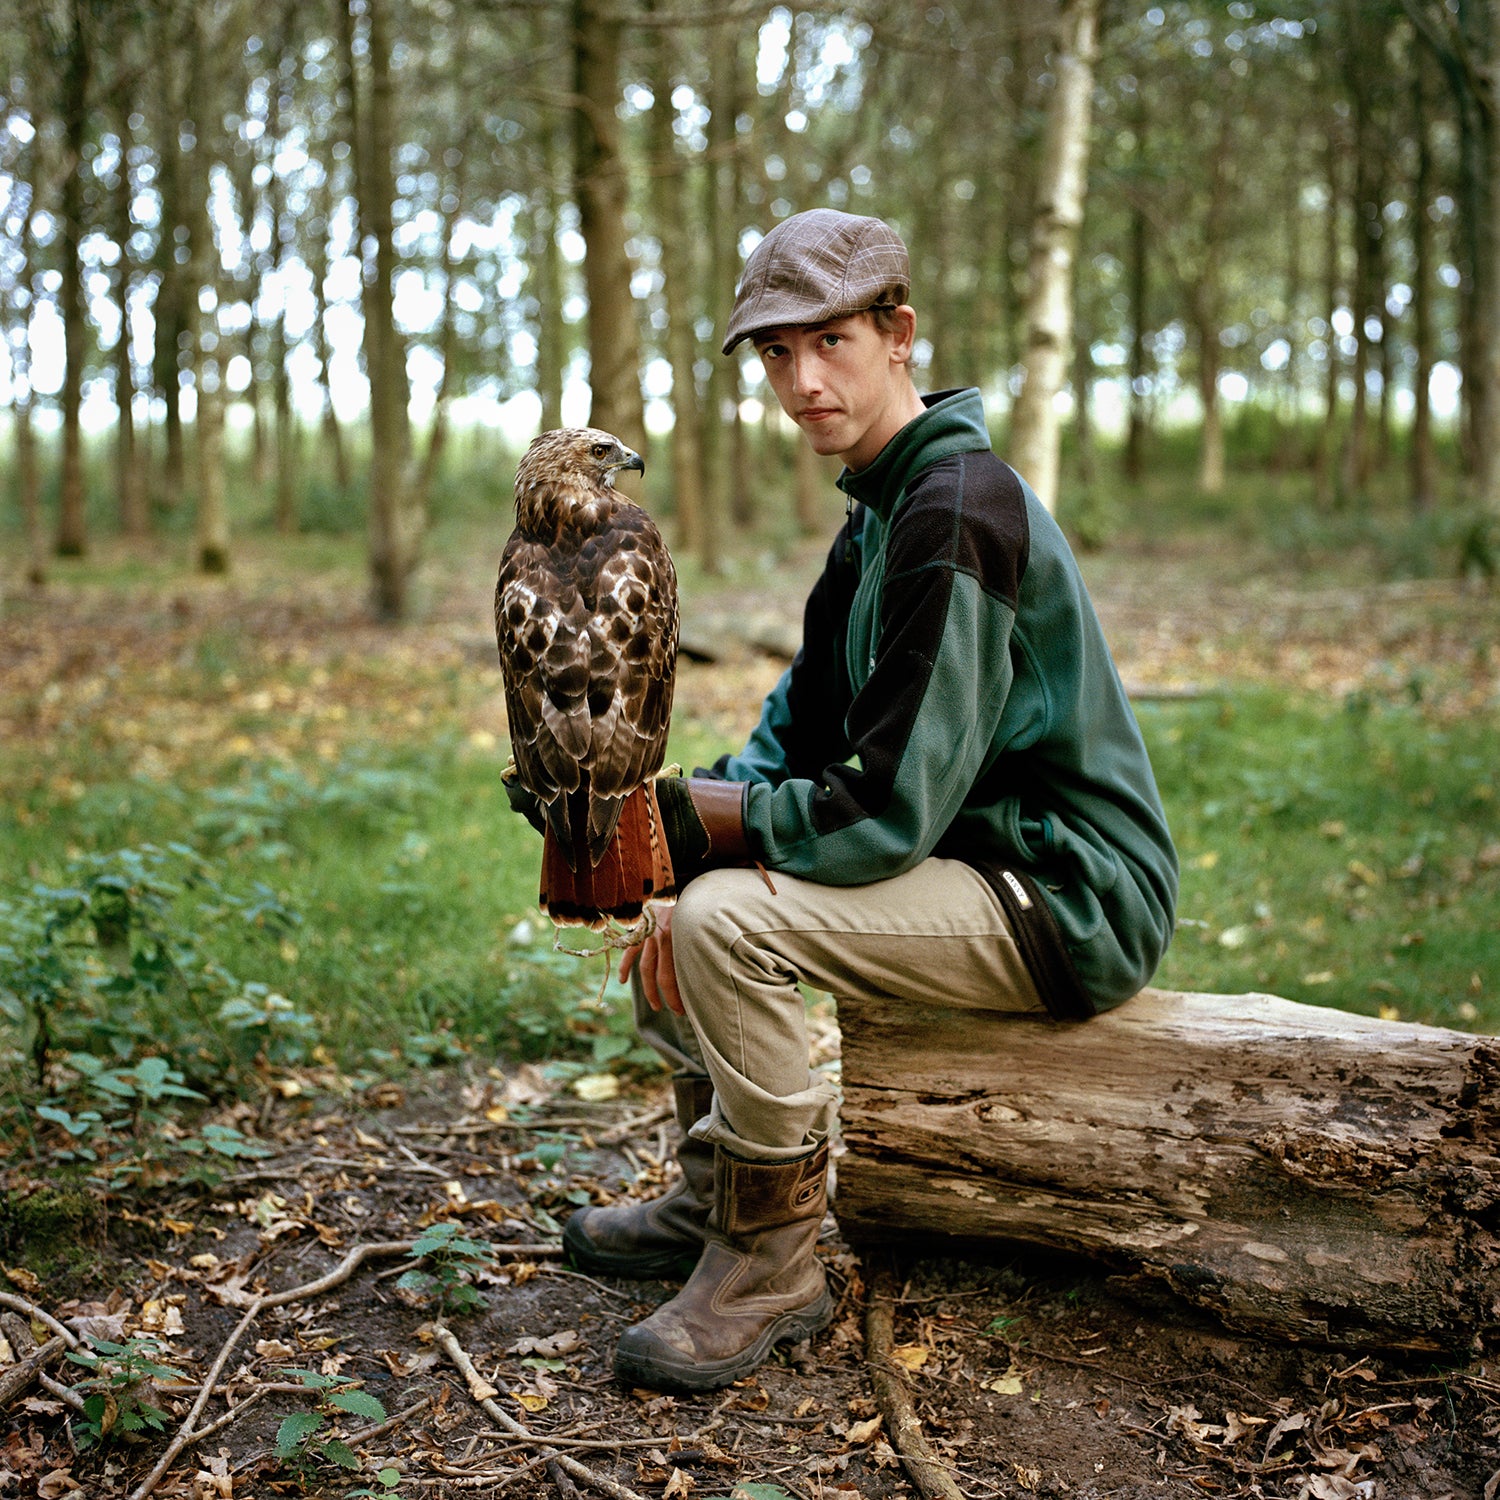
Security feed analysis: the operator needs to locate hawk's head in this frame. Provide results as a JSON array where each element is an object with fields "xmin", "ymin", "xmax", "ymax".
[{"xmin": 515, "ymin": 427, "xmax": 645, "ymax": 500}]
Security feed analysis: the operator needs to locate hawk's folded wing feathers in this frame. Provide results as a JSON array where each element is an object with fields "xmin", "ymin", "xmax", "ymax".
[{"xmin": 495, "ymin": 427, "xmax": 678, "ymax": 925}]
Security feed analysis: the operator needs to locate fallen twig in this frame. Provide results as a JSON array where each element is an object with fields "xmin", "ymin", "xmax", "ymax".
[
  {"xmin": 547, "ymin": 1457, "xmax": 584, "ymax": 1498},
  {"xmin": 538, "ymin": 1265, "xmax": 642, "ymax": 1304},
  {"xmin": 0, "ymin": 1292, "xmax": 82, "ymax": 1348},
  {"xmin": 0, "ymin": 1333, "xmax": 67, "ymax": 1407},
  {"xmin": 213, "ymin": 1241, "xmax": 413, "ymax": 1309},
  {"xmin": 865, "ymin": 1259, "xmax": 967, "ymax": 1500},
  {"xmin": 594, "ymin": 1102, "xmax": 674, "ymax": 1145},
  {"xmin": 37, "ymin": 1370, "xmax": 88, "ymax": 1412},
  {"xmin": 182, "ymin": 1385, "xmax": 269, "ymax": 1444},
  {"xmin": 345, "ymin": 1393, "xmax": 433, "ymax": 1446},
  {"xmin": 393, "ymin": 1101, "xmax": 673, "ymax": 1144},
  {"xmin": 126, "ymin": 1295, "xmax": 264, "ymax": 1500},
  {"xmin": 434, "ymin": 1321, "xmax": 650, "ymax": 1500}
]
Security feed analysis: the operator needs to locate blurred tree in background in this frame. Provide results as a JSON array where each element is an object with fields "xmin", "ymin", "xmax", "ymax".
[{"xmin": 1, "ymin": 0, "xmax": 1496, "ymax": 616}]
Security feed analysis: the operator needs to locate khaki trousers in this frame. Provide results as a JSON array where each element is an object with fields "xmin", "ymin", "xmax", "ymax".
[{"xmin": 632, "ymin": 857, "xmax": 1046, "ymax": 1164}]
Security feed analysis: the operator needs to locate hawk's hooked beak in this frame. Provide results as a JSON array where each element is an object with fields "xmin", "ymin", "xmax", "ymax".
[{"xmin": 612, "ymin": 449, "xmax": 645, "ymax": 478}]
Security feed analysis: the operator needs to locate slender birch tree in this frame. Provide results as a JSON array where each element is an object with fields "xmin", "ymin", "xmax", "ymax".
[{"xmin": 1007, "ymin": 0, "xmax": 1099, "ymax": 514}]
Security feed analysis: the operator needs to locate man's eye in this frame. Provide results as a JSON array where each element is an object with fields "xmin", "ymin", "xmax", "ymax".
[{"xmin": 821, "ymin": 334, "xmax": 841, "ymax": 347}]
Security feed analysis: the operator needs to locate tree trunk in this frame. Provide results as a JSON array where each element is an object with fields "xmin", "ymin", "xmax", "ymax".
[
  {"xmin": 17, "ymin": 393, "xmax": 44, "ymax": 587},
  {"xmin": 645, "ymin": 11, "xmax": 704, "ymax": 554},
  {"xmin": 1193, "ymin": 115, "xmax": 1232, "ymax": 498},
  {"xmin": 722, "ymin": 45, "xmax": 752, "ymax": 532},
  {"xmin": 306, "ymin": 179, "xmax": 350, "ymax": 492},
  {"xmin": 268, "ymin": 4, "xmax": 298, "ymax": 535},
  {"xmin": 1196, "ymin": 317, "xmax": 1225, "ymax": 497},
  {"xmin": 414, "ymin": 141, "xmax": 468, "ymax": 506},
  {"xmin": 794, "ymin": 425, "xmax": 823, "ymax": 536},
  {"xmin": 150, "ymin": 1, "xmax": 186, "ymax": 513},
  {"xmin": 572, "ymin": 0, "xmax": 645, "ymax": 456},
  {"xmin": 1481, "ymin": 2, "xmax": 1500, "ymax": 516},
  {"xmin": 703, "ymin": 23, "xmax": 742, "ymax": 554},
  {"xmin": 532, "ymin": 114, "xmax": 567, "ymax": 434},
  {"xmin": 1342, "ymin": 51, "xmax": 1380, "ymax": 505},
  {"xmin": 1275, "ymin": 131, "xmax": 1304, "ymax": 473},
  {"xmin": 1006, "ymin": 0, "xmax": 1098, "ymax": 514},
  {"xmin": 1412, "ymin": 44, "xmax": 1437, "ymax": 513},
  {"xmin": 186, "ymin": 6, "xmax": 228, "ymax": 574},
  {"xmin": 1314, "ymin": 126, "xmax": 1343, "ymax": 511},
  {"xmin": 345, "ymin": 0, "xmax": 420, "ymax": 621},
  {"xmin": 113, "ymin": 93, "xmax": 146, "ymax": 537},
  {"xmin": 5, "ymin": 139, "xmax": 47, "ymax": 584},
  {"xmin": 697, "ymin": 20, "xmax": 736, "ymax": 576},
  {"xmin": 55, "ymin": 0, "xmax": 91, "ymax": 558},
  {"xmin": 1124, "ymin": 103, "xmax": 1150, "ymax": 486},
  {"xmin": 1072, "ymin": 304, "xmax": 1094, "ymax": 490},
  {"xmin": 837, "ymin": 986, "xmax": 1500, "ymax": 1357}
]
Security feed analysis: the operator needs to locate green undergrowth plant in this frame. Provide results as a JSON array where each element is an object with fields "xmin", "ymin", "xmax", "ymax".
[
  {"xmin": 0, "ymin": 841, "xmax": 304, "ymax": 1179},
  {"xmin": 65, "ymin": 1334, "xmax": 187, "ymax": 1449},
  {"xmin": 0, "ymin": 841, "xmax": 301, "ymax": 1086},
  {"xmin": 274, "ymin": 1368, "xmax": 387, "ymax": 1475},
  {"xmin": 395, "ymin": 1220, "xmax": 496, "ymax": 1314}
]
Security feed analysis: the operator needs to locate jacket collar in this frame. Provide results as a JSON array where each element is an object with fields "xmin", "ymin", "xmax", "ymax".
[{"xmin": 835, "ymin": 387, "xmax": 991, "ymax": 519}]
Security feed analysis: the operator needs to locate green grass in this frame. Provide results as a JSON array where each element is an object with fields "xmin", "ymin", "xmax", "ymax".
[
  {"xmin": 1144, "ymin": 689, "xmax": 1499, "ymax": 1027},
  {"xmin": 1, "ymin": 742, "xmax": 586, "ymax": 1074}
]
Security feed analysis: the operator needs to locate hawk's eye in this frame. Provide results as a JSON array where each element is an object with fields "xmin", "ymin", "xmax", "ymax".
[{"xmin": 591, "ymin": 443, "xmax": 610, "ymax": 459}]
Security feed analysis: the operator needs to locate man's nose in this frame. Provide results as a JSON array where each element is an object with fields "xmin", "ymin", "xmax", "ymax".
[{"xmin": 790, "ymin": 354, "xmax": 821, "ymax": 397}]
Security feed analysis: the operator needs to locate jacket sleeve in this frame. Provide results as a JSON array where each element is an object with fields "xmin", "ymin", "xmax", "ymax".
[
  {"xmin": 743, "ymin": 528, "xmax": 1021, "ymax": 882},
  {"xmin": 716, "ymin": 511, "xmax": 864, "ymax": 787}
]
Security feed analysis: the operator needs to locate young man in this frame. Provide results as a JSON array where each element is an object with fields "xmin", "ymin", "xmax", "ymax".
[{"xmin": 553, "ymin": 208, "xmax": 1179, "ymax": 1392}]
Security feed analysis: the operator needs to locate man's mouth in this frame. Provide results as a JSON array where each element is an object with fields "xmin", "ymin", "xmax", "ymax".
[{"xmin": 800, "ymin": 408, "xmax": 839, "ymax": 423}]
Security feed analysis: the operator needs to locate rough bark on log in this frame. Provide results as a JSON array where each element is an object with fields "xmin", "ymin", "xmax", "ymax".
[{"xmin": 834, "ymin": 987, "xmax": 1500, "ymax": 1356}]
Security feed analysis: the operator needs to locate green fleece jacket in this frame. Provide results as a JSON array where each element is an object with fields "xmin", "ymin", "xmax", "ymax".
[{"xmin": 717, "ymin": 388, "xmax": 1178, "ymax": 1016}]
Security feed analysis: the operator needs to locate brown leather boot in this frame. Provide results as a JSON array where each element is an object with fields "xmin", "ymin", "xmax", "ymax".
[
  {"xmin": 562, "ymin": 1074, "xmax": 714, "ymax": 1277},
  {"xmin": 612, "ymin": 1143, "xmax": 835, "ymax": 1392}
]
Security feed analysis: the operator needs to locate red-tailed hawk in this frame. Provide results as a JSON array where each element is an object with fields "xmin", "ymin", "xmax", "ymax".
[{"xmin": 495, "ymin": 427, "xmax": 679, "ymax": 928}]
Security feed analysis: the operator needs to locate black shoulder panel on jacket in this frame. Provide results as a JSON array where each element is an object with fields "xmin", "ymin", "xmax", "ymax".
[{"xmin": 882, "ymin": 451, "xmax": 1030, "ymax": 609}]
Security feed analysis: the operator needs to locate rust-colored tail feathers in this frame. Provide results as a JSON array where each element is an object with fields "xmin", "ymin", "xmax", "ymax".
[{"xmin": 540, "ymin": 782, "xmax": 675, "ymax": 928}]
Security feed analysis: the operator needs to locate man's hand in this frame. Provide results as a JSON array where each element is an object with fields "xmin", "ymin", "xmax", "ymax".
[{"xmin": 620, "ymin": 903, "xmax": 683, "ymax": 1016}]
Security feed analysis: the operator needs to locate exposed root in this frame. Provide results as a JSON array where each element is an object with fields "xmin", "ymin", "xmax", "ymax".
[
  {"xmin": 865, "ymin": 1258, "xmax": 969, "ymax": 1500},
  {"xmin": 434, "ymin": 1322, "xmax": 652, "ymax": 1500}
]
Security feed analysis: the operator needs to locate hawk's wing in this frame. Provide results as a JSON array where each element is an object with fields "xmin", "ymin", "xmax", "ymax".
[
  {"xmin": 581, "ymin": 507, "xmax": 678, "ymax": 855},
  {"xmin": 495, "ymin": 533, "xmax": 590, "ymax": 810},
  {"xmin": 495, "ymin": 503, "xmax": 677, "ymax": 865}
]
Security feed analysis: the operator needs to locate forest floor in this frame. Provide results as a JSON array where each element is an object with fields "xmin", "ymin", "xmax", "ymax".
[
  {"xmin": 6, "ymin": 1070, "xmax": 1499, "ymax": 1500},
  {"xmin": 2, "ymin": 517, "xmax": 1499, "ymax": 1499}
]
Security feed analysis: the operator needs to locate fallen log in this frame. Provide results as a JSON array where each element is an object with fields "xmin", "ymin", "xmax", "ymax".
[{"xmin": 834, "ymin": 987, "xmax": 1500, "ymax": 1356}]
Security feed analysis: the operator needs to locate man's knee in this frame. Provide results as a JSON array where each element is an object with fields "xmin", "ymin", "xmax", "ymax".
[{"xmin": 672, "ymin": 867, "xmax": 776, "ymax": 962}]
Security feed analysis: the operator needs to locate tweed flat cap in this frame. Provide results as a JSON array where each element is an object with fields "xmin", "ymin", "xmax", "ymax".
[{"xmin": 721, "ymin": 209, "xmax": 910, "ymax": 354}]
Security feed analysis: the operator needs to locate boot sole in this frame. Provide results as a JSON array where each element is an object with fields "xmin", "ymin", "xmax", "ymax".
[
  {"xmin": 562, "ymin": 1213, "xmax": 702, "ymax": 1280},
  {"xmin": 612, "ymin": 1286, "xmax": 837, "ymax": 1392}
]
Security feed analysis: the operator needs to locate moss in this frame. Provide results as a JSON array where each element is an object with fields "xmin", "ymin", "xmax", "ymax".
[{"xmin": 0, "ymin": 1185, "xmax": 106, "ymax": 1273}]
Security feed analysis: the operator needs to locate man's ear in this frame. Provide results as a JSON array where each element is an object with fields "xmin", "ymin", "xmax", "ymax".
[{"xmin": 888, "ymin": 305, "xmax": 918, "ymax": 365}]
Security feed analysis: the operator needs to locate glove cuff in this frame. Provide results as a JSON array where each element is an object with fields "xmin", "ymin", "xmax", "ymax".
[{"xmin": 686, "ymin": 778, "xmax": 752, "ymax": 864}]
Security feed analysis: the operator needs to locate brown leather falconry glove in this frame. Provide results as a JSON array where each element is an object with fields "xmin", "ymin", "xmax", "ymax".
[{"xmin": 654, "ymin": 776, "xmax": 754, "ymax": 889}]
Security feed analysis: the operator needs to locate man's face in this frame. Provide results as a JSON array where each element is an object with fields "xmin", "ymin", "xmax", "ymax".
[{"xmin": 752, "ymin": 311, "xmax": 914, "ymax": 473}]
